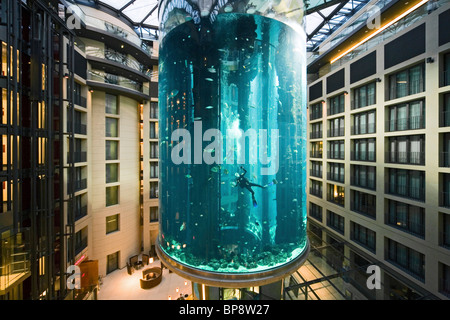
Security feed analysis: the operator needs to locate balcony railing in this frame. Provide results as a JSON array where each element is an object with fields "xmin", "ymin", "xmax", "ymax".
[
  {"xmin": 309, "ymin": 188, "xmax": 323, "ymax": 199},
  {"xmin": 68, "ymin": 122, "xmax": 87, "ymax": 135},
  {"xmin": 75, "ymin": 238, "xmax": 88, "ymax": 256},
  {"xmin": 386, "ymin": 183, "xmax": 425, "ymax": 202},
  {"xmin": 0, "ymin": 229, "xmax": 31, "ymax": 294},
  {"xmin": 67, "ymin": 152, "xmax": 87, "ymax": 163},
  {"xmin": 75, "ymin": 206, "xmax": 88, "ymax": 221},
  {"xmin": 74, "ymin": 95, "xmax": 87, "ymax": 108},
  {"xmin": 327, "ymin": 193, "xmax": 345, "ymax": 207},
  {"xmin": 310, "ymin": 151, "xmax": 323, "ymax": 159},
  {"xmin": 310, "ymin": 111, "xmax": 322, "ymax": 121},
  {"xmin": 327, "ymin": 127, "xmax": 344, "ymax": 137},
  {"xmin": 385, "ymin": 151, "xmax": 425, "ymax": 165},
  {"xmin": 68, "ymin": 179, "xmax": 87, "ymax": 193},
  {"xmin": 85, "ymin": 47, "xmax": 152, "ymax": 77},
  {"xmin": 351, "ymin": 124, "xmax": 376, "ymax": 135},
  {"xmin": 310, "ymin": 131, "xmax": 323, "ymax": 139},
  {"xmin": 310, "ymin": 169, "xmax": 322, "ymax": 178},
  {"xmin": 350, "ymin": 201, "xmax": 376, "ymax": 219},
  {"xmin": 385, "ymin": 116, "xmax": 425, "ymax": 132},
  {"xmin": 385, "ymin": 212, "xmax": 425, "ymax": 238},
  {"xmin": 327, "ymin": 172, "xmax": 344, "ymax": 183},
  {"xmin": 351, "ymin": 151, "xmax": 376, "ymax": 162},
  {"xmin": 327, "ymin": 151, "xmax": 345, "ymax": 160},
  {"xmin": 88, "ymin": 70, "xmax": 149, "ymax": 95}
]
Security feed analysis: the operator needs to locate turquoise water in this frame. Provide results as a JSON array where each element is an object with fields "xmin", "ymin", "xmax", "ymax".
[{"xmin": 158, "ymin": 13, "xmax": 307, "ymax": 274}]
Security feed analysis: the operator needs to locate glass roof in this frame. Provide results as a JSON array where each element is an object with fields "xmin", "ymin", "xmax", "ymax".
[{"xmin": 71, "ymin": 0, "xmax": 372, "ymax": 48}]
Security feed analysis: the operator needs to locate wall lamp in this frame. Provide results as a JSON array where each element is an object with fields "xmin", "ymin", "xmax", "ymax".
[
  {"xmin": 426, "ymin": 57, "xmax": 434, "ymax": 63},
  {"xmin": 376, "ymin": 78, "xmax": 382, "ymax": 82}
]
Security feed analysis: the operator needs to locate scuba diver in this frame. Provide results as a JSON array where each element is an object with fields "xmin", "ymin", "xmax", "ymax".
[{"xmin": 234, "ymin": 166, "xmax": 266, "ymax": 207}]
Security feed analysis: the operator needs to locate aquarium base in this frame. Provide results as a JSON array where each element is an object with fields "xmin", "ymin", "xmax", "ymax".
[{"xmin": 156, "ymin": 238, "xmax": 310, "ymax": 289}]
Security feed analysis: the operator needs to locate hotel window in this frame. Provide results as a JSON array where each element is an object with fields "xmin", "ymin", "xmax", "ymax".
[
  {"xmin": 106, "ymin": 214, "xmax": 120, "ymax": 234},
  {"xmin": 150, "ymin": 162, "xmax": 158, "ymax": 179},
  {"xmin": 389, "ymin": 63, "xmax": 425, "ymax": 100},
  {"xmin": 310, "ymin": 122, "xmax": 323, "ymax": 139},
  {"xmin": 150, "ymin": 102, "xmax": 158, "ymax": 119},
  {"xmin": 351, "ymin": 190, "xmax": 376, "ymax": 219},
  {"xmin": 150, "ymin": 206, "xmax": 158, "ymax": 222},
  {"xmin": 310, "ymin": 102, "xmax": 323, "ymax": 120},
  {"xmin": 352, "ymin": 110, "xmax": 376, "ymax": 135},
  {"xmin": 106, "ymin": 163, "xmax": 119, "ymax": 183},
  {"xmin": 150, "ymin": 122, "xmax": 158, "ymax": 139},
  {"xmin": 352, "ymin": 82, "xmax": 376, "ymax": 109},
  {"xmin": 386, "ymin": 199, "xmax": 425, "ymax": 238},
  {"xmin": 327, "ymin": 162, "xmax": 344, "ymax": 183},
  {"xmin": 444, "ymin": 52, "xmax": 450, "ymax": 87},
  {"xmin": 351, "ymin": 138, "xmax": 375, "ymax": 162},
  {"xmin": 328, "ymin": 94, "xmax": 345, "ymax": 116},
  {"xmin": 107, "ymin": 251, "xmax": 119, "ymax": 274},
  {"xmin": 328, "ymin": 140, "xmax": 344, "ymax": 160},
  {"xmin": 74, "ymin": 194, "xmax": 87, "ymax": 221},
  {"xmin": 75, "ymin": 226, "xmax": 88, "ymax": 255},
  {"xmin": 442, "ymin": 213, "xmax": 450, "ymax": 249},
  {"xmin": 350, "ymin": 222, "xmax": 376, "ymax": 253},
  {"xmin": 328, "ymin": 117, "xmax": 344, "ymax": 137},
  {"xmin": 387, "ymin": 100, "xmax": 425, "ymax": 132},
  {"xmin": 327, "ymin": 183, "xmax": 345, "ymax": 207},
  {"xmin": 309, "ymin": 202, "xmax": 322, "ymax": 222},
  {"xmin": 310, "ymin": 141, "xmax": 323, "ymax": 158},
  {"xmin": 310, "ymin": 179, "xmax": 323, "ymax": 198},
  {"xmin": 106, "ymin": 117, "xmax": 119, "ymax": 137},
  {"xmin": 327, "ymin": 210, "xmax": 345, "ymax": 235},
  {"xmin": 387, "ymin": 168, "xmax": 425, "ymax": 202},
  {"xmin": 351, "ymin": 165, "xmax": 376, "ymax": 190},
  {"xmin": 105, "ymin": 94, "xmax": 118, "ymax": 114},
  {"xmin": 106, "ymin": 140, "xmax": 119, "ymax": 160},
  {"xmin": 310, "ymin": 161, "xmax": 322, "ymax": 178},
  {"xmin": 386, "ymin": 238, "xmax": 425, "ymax": 281},
  {"xmin": 386, "ymin": 135, "xmax": 424, "ymax": 165},
  {"xmin": 441, "ymin": 93, "xmax": 450, "ymax": 127},
  {"xmin": 440, "ymin": 263, "xmax": 450, "ymax": 298},
  {"xmin": 150, "ymin": 142, "xmax": 158, "ymax": 159},
  {"xmin": 150, "ymin": 182, "xmax": 158, "ymax": 199},
  {"xmin": 441, "ymin": 173, "xmax": 450, "ymax": 208},
  {"xmin": 106, "ymin": 186, "xmax": 119, "ymax": 207},
  {"xmin": 441, "ymin": 133, "xmax": 450, "ymax": 167}
]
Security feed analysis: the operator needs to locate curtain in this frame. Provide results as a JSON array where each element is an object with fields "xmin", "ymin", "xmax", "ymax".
[
  {"xmin": 397, "ymin": 105, "xmax": 408, "ymax": 131},
  {"xmin": 396, "ymin": 70, "xmax": 408, "ymax": 99},
  {"xmin": 367, "ymin": 82, "xmax": 376, "ymax": 106},
  {"xmin": 409, "ymin": 100, "xmax": 423, "ymax": 129},
  {"xmin": 409, "ymin": 206, "xmax": 423, "ymax": 236},
  {"xmin": 410, "ymin": 172, "xmax": 422, "ymax": 200}
]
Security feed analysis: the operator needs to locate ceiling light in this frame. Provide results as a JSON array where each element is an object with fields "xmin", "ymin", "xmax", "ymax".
[{"xmin": 330, "ymin": 0, "xmax": 428, "ymax": 64}]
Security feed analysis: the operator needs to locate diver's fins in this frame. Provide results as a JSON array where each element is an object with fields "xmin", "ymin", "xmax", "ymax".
[{"xmin": 252, "ymin": 198, "xmax": 258, "ymax": 208}]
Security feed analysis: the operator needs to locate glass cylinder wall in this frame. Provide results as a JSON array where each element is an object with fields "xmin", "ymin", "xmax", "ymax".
[{"xmin": 157, "ymin": 0, "xmax": 309, "ymax": 285}]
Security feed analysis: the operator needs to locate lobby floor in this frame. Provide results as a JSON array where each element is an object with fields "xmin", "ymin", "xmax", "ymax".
[{"xmin": 97, "ymin": 258, "xmax": 192, "ymax": 300}]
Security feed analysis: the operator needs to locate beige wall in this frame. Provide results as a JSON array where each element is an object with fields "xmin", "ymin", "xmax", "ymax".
[{"xmin": 307, "ymin": 3, "xmax": 450, "ymax": 299}]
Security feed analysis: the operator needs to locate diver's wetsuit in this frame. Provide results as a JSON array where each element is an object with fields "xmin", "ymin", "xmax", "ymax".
[{"xmin": 236, "ymin": 167, "xmax": 265, "ymax": 207}]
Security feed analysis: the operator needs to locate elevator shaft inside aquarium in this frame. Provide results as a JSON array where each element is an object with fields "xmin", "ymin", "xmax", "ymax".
[{"xmin": 158, "ymin": 13, "xmax": 307, "ymax": 277}]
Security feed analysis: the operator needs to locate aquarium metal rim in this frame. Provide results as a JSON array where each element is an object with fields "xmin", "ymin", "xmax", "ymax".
[{"xmin": 156, "ymin": 238, "xmax": 310, "ymax": 289}]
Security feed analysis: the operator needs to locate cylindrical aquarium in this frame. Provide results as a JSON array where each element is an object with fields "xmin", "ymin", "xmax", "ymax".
[{"xmin": 157, "ymin": 0, "xmax": 309, "ymax": 287}]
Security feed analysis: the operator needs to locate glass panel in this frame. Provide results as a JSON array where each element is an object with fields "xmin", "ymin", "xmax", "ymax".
[
  {"xmin": 409, "ymin": 65, "xmax": 423, "ymax": 95},
  {"xmin": 397, "ymin": 105, "xmax": 408, "ymax": 131},
  {"xmin": 106, "ymin": 186, "xmax": 119, "ymax": 206},
  {"xmin": 367, "ymin": 82, "xmax": 375, "ymax": 105},
  {"xmin": 409, "ymin": 100, "xmax": 423, "ymax": 129},
  {"xmin": 396, "ymin": 71, "xmax": 408, "ymax": 99},
  {"xmin": 105, "ymin": 94, "xmax": 118, "ymax": 114},
  {"xmin": 106, "ymin": 141, "xmax": 119, "ymax": 160},
  {"xmin": 106, "ymin": 117, "xmax": 119, "ymax": 137},
  {"xmin": 106, "ymin": 163, "xmax": 119, "ymax": 183},
  {"xmin": 106, "ymin": 214, "xmax": 119, "ymax": 234}
]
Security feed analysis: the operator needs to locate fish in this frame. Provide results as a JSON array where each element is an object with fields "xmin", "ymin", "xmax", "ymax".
[
  {"xmin": 206, "ymin": 106, "xmax": 213, "ymax": 109},
  {"xmin": 194, "ymin": 117, "xmax": 202, "ymax": 121},
  {"xmin": 205, "ymin": 78, "xmax": 214, "ymax": 82},
  {"xmin": 224, "ymin": 169, "xmax": 229, "ymax": 175},
  {"xmin": 207, "ymin": 67, "xmax": 216, "ymax": 73},
  {"xmin": 170, "ymin": 89, "xmax": 179, "ymax": 97},
  {"xmin": 211, "ymin": 166, "xmax": 219, "ymax": 173},
  {"xmin": 185, "ymin": 174, "xmax": 192, "ymax": 178},
  {"xmin": 180, "ymin": 222, "xmax": 186, "ymax": 231}
]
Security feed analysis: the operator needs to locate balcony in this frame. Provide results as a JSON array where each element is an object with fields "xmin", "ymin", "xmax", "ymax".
[
  {"xmin": 351, "ymin": 124, "xmax": 376, "ymax": 135},
  {"xmin": 0, "ymin": 229, "xmax": 31, "ymax": 295},
  {"xmin": 386, "ymin": 151, "xmax": 425, "ymax": 166},
  {"xmin": 75, "ymin": 238, "xmax": 88, "ymax": 256},
  {"xmin": 74, "ymin": 95, "xmax": 87, "ymax": 108}
]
